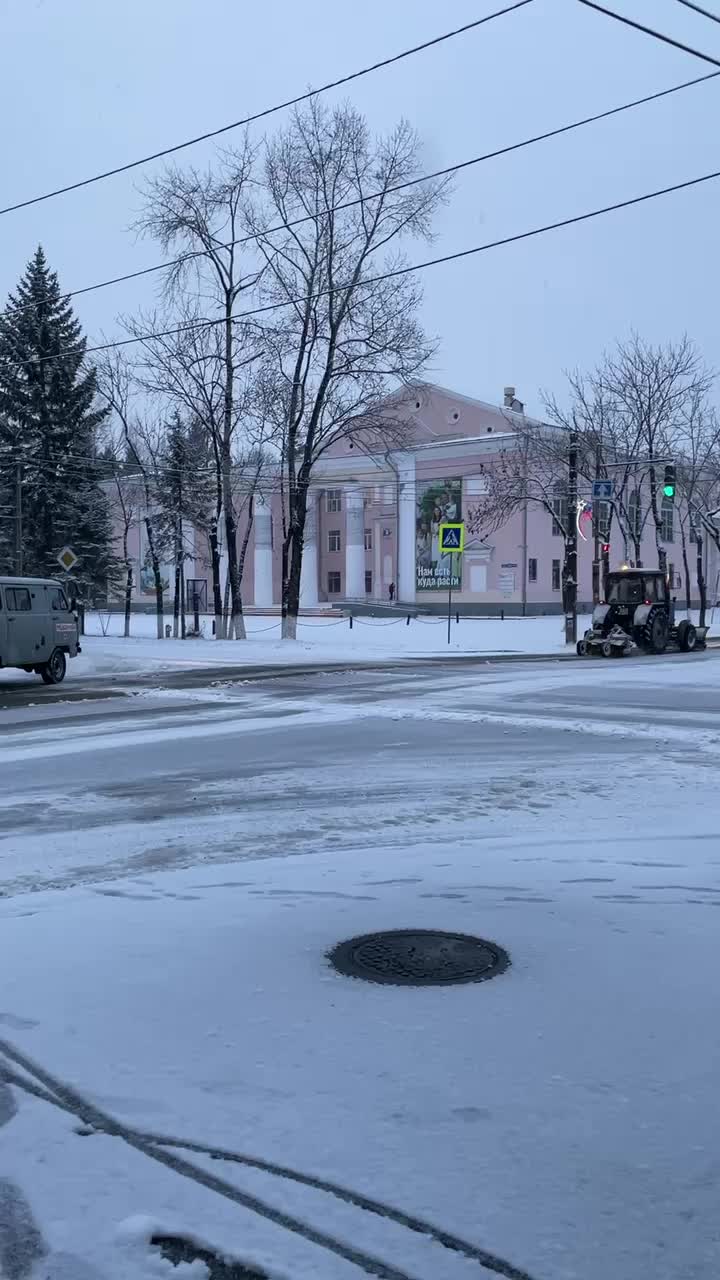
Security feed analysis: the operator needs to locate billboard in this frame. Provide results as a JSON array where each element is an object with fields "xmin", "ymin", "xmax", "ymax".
[{"xmin": 415, "ymin": 477, "xmax": 462, "ymax": 590}]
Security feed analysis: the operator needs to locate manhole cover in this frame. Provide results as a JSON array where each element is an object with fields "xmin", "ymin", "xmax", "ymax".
[{"xmin": 328, "ymin": 929, "xmax": 509, "ymax": 986}]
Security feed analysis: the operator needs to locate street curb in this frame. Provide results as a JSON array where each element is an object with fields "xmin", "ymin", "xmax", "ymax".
[{"xmin": 89, "ymin": 640, "xmax": 719, "ymax": 691}]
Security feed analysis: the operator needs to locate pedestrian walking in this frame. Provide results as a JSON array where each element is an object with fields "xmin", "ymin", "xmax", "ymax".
[{"xmin": 388, "ymin": 582, "xmax": 395, "ymax": 602}]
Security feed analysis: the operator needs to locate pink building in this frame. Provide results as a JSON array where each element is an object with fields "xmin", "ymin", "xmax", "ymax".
[{"xmin": 110, "ymin": 383, "xmax": 719, "ymax": 615}]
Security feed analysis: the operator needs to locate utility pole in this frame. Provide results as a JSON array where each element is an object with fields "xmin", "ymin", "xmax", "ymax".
[
  {"xmin": 15, "ymin": 461, "xmax": 22, "ymax": 575},
  {"xmin": 565, "ymin": 431, "xmax": 578, "ymax": 645}
]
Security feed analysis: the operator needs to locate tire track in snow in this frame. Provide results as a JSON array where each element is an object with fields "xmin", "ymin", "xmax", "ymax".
[{"xmin": 0, "ymin": 1041, "xmax": 537, "ymax": 1280}]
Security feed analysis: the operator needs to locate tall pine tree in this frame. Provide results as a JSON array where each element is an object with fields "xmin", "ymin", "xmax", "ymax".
[{"xmin": 0, "ymin": 246, "xmax": 115, "ymax": 590}]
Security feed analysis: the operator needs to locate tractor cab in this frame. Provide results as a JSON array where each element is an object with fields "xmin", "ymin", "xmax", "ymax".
[{"xmin": 605, "ymin": 569, "xmax": 672, "ymax": 627}]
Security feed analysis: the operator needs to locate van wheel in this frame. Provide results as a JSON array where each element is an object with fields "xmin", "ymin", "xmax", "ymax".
[{"xmin": 39, "ymin": 649, "xmax": 67, "ymax": 685}]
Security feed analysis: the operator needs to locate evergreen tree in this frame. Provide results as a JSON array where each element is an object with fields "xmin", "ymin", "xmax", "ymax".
[{"xmin": 0, "ymin": 246, "xmax": 115, "ymax": 591}]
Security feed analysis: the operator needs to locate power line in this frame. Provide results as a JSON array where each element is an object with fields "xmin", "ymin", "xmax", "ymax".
[
  {"xmin": 674, "ymin": 0, "xmax": 720, "ymax": 24},
  {"xmin": 0, "ymin": 1, "xmax": 533, "ymax": 220},
  {"xmin": 35, "ymin": 64, "xmax": 719, "ymax": 312},
  {"xmin": 5, "ymin": 160, "xmax": 718, "ymax": 375},
  {"xmin": 577, "ymin": 0, "xmax": 720, "ymax": 66}
]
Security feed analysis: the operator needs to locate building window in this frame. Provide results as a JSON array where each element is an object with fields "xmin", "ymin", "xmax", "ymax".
[
  {"xmin": 328, "ymin": 529, "xmax": 341, "ymax": 552},
  {"xmin": 365, "ymin": 571, "xmax": 373, "ymax": 594},
  {"xmin": 528, "ymin": 557, "xmax": 538, "ymax": 583},
  {"xmin": 668, "ymin": 562, "xmax": 676, "ymax": 592},
  {"xmin": 364, "ymin": 528, "xmax": 372, "ymax": 551},
  {"xmin": 661, "ymin": 494, "xmax": 674, "ymax": 543},
  {"xmin": 628, "ymin": 488, "xmax": 642, "ymax": 544},
  {"xmin": 552, "ymin": 484, "xmax": 567, "ymax": 537},
  {"xmin": 326, "ymin": 489, "xmax": 342, "ymax": 513},
  {"xmin": 327, "ymin": 571, "xmax": 341, "ymax": 594},
  {"xmin": 552, "ymin": 559, "xmax": 561, "ymax": 592}
]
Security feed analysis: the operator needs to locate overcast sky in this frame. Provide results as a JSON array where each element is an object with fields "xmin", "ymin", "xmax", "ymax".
[{"xmin": 1, "ymin": 0, "xmax": 718, "ymax": 417}]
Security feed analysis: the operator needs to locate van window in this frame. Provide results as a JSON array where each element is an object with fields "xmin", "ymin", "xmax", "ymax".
[
  {"xmin": 6, "ymin": 587, "xmax": 32, "ymax": 611},
  {"xmin": 48, "ymin": 587, "xmax": 68, "ymax": 611}
]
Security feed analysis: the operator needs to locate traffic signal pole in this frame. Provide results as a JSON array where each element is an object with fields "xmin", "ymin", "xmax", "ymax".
[{"xmin": 565, "ymin": 431, "xmax": 578, "ymax": 645}]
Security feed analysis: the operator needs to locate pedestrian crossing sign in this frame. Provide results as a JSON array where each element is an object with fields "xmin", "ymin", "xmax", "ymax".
[{"xmin": 439, "ymin": 522, "xmax": 465, "ymax": 554}]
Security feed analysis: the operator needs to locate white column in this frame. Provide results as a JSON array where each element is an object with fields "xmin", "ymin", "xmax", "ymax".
[
  {"xmin": 344, "ymin": 485, "xmax": 366, "ymax": 599},
  {"xmin": 253, "ymin": 495, "xmax": 273, "ymax": 608},
  {"xmin": 300, "ymin": 493, "xmax": 319, "ymax": 609},
  {"xmin": 373, "ymin": 519, "xmax": 382, "ymax": 599},
  {"xmin": 394, "ymin": 452, "xmax": 416, "ymax": 604}
]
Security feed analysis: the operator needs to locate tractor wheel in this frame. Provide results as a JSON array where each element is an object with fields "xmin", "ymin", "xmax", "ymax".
[
  {"xmin": 601, "ymin": 639, "xmax": 613, "ymax": 658},
  {"xmin": 576, "ymin": 639, "xmax": 587, "ymax": 656},
  {"xmin": 677, "ymin": 620, "xmax": 697, "ymax": 652},
  {"xmin": 641, "ymin": 607, "xmax": 669, "ymax": 655}
]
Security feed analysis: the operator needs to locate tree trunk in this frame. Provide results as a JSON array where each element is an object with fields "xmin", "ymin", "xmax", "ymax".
[
  {"xmin": 223, "ymin": 502, "xmax": 246, "ymax": 640},
  {"xmin": 123, "ymin": 566, "xmax": 133, "ymax": 637},
  {"xmin": 122, "ymin": 526, "xmax": 133, "ymax": 637},
  {"xmin": 696, "ymin": 537, "xmax": 707, "ymax": 629},
  {"xmin": 282, "ymin": 480, "xmax": 308, "ymax": 640},
  {"xmin": 220, "ymin": 296, "xmax": 246, "ymax": 640},
  {"xmin": 280, "ymin": 531, "xmax": 291, "ymax": 636},
  {"xmin": 208, "ymin": 514, "xmax": 224, "ymax": 639},
  {"xmin": 283, "ymin": 530, "xmax": 302, "ymax": 640},
  {"xmin": 144, "ymin": 515, "xmax": 164, "ymax": 639},
  {"xmin": 172, "ymin": 516, "xmax": 184, "ymax": 638},
  {"xmin": 680, "ymin": 523, "xmax": 692, "ymax": 616},
  {"xmin": 223, "ymin": 571, "xmax": 231, "ymax": 635},
  {"xmin": 173, "ymin": 559, "xmax": 181, "ymax": 637}
]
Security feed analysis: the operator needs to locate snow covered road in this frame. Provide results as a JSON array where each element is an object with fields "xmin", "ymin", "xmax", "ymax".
[{"xmin": 1, "ymin": 655, "xmax": 720, "ymax": 1278}]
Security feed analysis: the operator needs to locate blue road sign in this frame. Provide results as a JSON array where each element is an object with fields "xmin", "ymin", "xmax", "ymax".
[{"xmin": 591, "ymin": 479, "xmax": 614, "ymax": 501}]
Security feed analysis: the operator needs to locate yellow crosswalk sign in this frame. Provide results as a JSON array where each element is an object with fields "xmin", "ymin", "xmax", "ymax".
[{"xmin": 439, "ymin": 522, "xmax": 465, "ymax": 554}]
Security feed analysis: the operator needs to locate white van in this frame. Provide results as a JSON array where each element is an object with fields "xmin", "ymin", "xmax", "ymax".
[{"xmin": 0, "ymin": 576, "xmax": 81, "ymax": 684}]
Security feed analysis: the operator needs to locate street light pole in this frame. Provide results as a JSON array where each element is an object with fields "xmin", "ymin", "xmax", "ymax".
[{"xmin": 565, "ymin": 431, "xmax": 578, "ymax": 645}]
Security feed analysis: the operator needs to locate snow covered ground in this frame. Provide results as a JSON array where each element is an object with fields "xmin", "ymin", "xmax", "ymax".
[
  {"xmin": 65, "ymin": 610, "xmax": 592, "ymax": 679},
  {"xmin": 1, "ymin": 605, "xmax": 709, "ymax": 685},
  {"xmin": 2, "ymin": 656, "xmax": 720, "ymax": 1279}
]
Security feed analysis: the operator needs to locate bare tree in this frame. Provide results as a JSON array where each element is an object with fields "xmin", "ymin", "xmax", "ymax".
[
  {"xmin": 247, "ymin": 100, "xmax": 446, "ymax": 638},
  {"xmin": 133, "ymin": 146, "xmax": 263, "ymax": 638},
  {"xmin": 478, "ymin": 426, "xmax": 580, "ymax": 609},
  {"xmin": 589, "ymin": 336, "xmax": 711, "ymax": 574},
  {"xmin": 544, "ymin": 372, "xmax": 653, "ymax": 598},
  {"xmin": 97, "ymin": 351, "xmax": 167, "ymax": 639},
  {"xmin": 675, "ymin": 397, "xmax": 720, "ymax": 626}
]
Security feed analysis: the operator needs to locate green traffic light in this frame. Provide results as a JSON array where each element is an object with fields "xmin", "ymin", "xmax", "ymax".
[{"xmin": 663, "ymin": 484, "xmax": 675, "ymax": 497}]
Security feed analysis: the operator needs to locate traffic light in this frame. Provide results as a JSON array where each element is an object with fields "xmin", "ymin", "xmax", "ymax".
[
  {"xmin": 663, "ymin": 463, "xmax": 675, "ymax": 499},
  {"xmin": 601, "ymin": 542, "xmax": 610, "ymax": 555}
]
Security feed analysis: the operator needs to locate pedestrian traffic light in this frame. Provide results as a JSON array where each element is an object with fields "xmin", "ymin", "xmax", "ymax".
[
  {"xmin": 663, "ymin": 463, "xmax": 675, "ymax": 499},
  {"xmin": 601, "ymin": 542, "xmax": 610, "ymax": 555}
]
